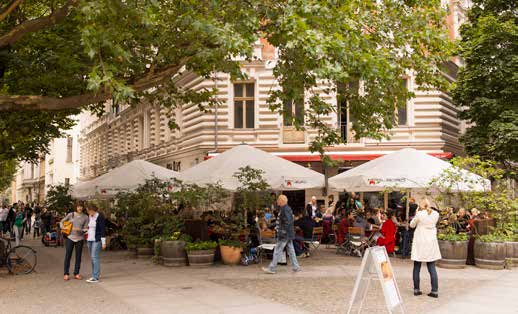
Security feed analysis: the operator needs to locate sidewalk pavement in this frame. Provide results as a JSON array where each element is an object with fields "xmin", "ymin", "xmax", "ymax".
[{"xmin": 428, "ymin": 269, "xmax": 518, "ymax": 314}]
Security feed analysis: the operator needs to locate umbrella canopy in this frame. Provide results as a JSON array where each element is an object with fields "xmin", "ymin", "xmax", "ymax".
[
  {"xmin": 71, "ymin": 160, "xmax": 182, "ymax": 199},
  {"xmin": 180, "ymin": 144, "xmax": 325, "ymax": 191},
  {"xmin": 329, "ymin": 148, "xmax": 490, "ymax": 192}
]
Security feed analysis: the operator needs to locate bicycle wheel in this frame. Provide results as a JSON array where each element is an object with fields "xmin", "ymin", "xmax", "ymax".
[{"xmin": 6, "ymin": 245, "xmax": 37, "ymax": 275}]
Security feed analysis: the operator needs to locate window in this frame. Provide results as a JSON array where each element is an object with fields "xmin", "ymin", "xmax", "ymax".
[
  {"xmin": 233, "ymin": 82, "xmax": 255, "ymax": 128},
  {"xmin": 111, "ymin": 99, "xmax": 120, "ymax": 116},
  {"xmin": 283, "ymin": 99, "xmax": 304, "ymax": 127},
  {"xmin": 395, "ymin": 79, "xmax": 408, "ymax": 126},
  {"xmin": 66, "ymin": 136, "xmax": 73, "ymax": 162},
  {"xmin": 336, "ymin": 81, "xmax": 359, "ymax": 140},
  {"xmin": 64, "ymin": 178, "xmax": 70, "ymax": 186},
  {"xmin": 166, "ymin": 163, "xmax": 173, "ymax": 170},
  {"xmin": 173, "ymin": 161, "xmax": 181, "ymax": 172}
]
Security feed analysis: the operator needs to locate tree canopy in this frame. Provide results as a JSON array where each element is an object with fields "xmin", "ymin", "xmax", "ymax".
[
  {"xmin": 453, "ymin": 0, "xmax": 518, "ymax": 168},
  {"xmin": 0, "ymin": 0, "xmax": 452, "ymax": 162}
]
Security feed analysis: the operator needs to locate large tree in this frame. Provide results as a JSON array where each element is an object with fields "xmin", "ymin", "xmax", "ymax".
[
  {"xmin": 453, "ymin": 0, "xmax": 518, "ymax": 168},
  {"xmin": 0, "ymin": 0, "xmax": 452, "ymax": 162}
]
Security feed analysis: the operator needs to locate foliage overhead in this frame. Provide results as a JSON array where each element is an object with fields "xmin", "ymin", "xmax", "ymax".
[
  {"xmin": 0, "ymin": 159, "xmax": 16, "ymax": 192},
  {"xmin": 0, "ymin": 0, "xmax": 452, "ymax": 162},
  {"xmin": 453, "ymin": 0, "xmax": 518, "ymax": 168}
]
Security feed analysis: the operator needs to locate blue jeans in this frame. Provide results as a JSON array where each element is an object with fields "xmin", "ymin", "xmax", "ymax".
[
  {"xmin": 87, "ymin": 241, "xmax": 101, "ymax": 280},
  {"xmin": 268, "ymin": 239, "xmax": 300, "ymax": 272},
  {"xmin": 413, "ymin": 261, "xmax": 438, "ymax": 293}
]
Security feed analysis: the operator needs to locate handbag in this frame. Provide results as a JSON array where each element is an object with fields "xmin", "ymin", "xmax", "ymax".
[{"xmin": 61, "ymin": 213, "xmax": 74, "ymax": 236}]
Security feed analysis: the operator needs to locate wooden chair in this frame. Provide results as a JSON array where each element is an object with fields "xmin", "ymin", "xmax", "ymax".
[
  {"xmin": 257, "ymin": 229, "xmax": 276, "ymax": 262},
  {"xmin": 326, "ymin": 224, "xmax": 338, "ymax": 249},
  {"xmin": 304, "ymin": 227, "xmax": 324, "ymax": 254}
]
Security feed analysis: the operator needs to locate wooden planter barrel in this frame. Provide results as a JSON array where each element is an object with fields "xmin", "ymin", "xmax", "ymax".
[
  {"xmin": 505, "ymin": 242, "xmax": 518, "ymax": 267},
  {"xmin": 220, "ymin": 245, "xmax": 242, "ymax": 265},
  {"xmin": 437, "ymin": 240, "xmax": 468, "ymax": 269},
  {"xmin": 136, "ymin": 246, "xmax": 154, "ymax": 258},
  {"xmin": 474, "ymin": 240, "xmax": 506, "ymax": 270},
  {"xmin": 187, "ymin": 249, "xmax": 215, "ymax": 267},
  {"xmin": 161, "ymin": 240, "xmax": 187, "ymax": 267}
]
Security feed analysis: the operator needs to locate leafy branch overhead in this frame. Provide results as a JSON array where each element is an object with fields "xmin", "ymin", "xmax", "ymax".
[{"xmin": 0, "ymin": 0, "xmax": 452, "ymax": 161}]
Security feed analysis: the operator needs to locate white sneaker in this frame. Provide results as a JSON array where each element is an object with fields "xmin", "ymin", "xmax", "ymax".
[
  {"xmin": 262, "ymin": 267, "xmax": 276, "ymax": 274},
  {"xmin": 86, "ymin": 278, "xmax": 99, "ymax": 283}
]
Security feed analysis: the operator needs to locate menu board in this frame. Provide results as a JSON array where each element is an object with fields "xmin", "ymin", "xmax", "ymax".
[{"xmin": 347, "ymin": 246, "xmax": 405, "ymax": 314}]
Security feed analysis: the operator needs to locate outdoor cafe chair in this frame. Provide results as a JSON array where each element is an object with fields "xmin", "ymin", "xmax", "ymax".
[
  {"xmin": 257, "ymin": 229, "xmax": 276, "ymax": 263},
  {"xmin": 304, "ymin": 227, "xmax": 323, "ymax": 254},
  {"xmin": 325, "ymin": 224, "xmax": 338, "ymax": 249}
]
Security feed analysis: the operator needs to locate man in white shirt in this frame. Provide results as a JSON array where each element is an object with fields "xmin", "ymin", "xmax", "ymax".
[
  {"xmin": 85, "ymin": 205, "xmax": 106, "ymax": 283},
  {"xmin": 0, "ymin": 203, "xmax": 9, "ymax": 234}
]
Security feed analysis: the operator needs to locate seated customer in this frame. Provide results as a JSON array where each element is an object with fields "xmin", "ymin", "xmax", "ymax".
[
  {"xmin": 294, "ymin": 211, "xmax": 315, "ymax": 240},
  {"xmin": 377, "ymin": 210, "xmax": 397, "ymax": 253},
  {"xmin": 337, "ymin": 211, "xmax": 354, "ymax": 244},
  {"xmin": 322, "ymin": 208, "xmax": 334, "ymax": 243}
]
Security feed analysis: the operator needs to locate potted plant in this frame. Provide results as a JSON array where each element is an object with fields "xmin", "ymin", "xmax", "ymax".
[
  {"xmin": 475, "ymin": 232, "xmax": 507, "ymax": 270},
  {"xmin": 161, "ymin": 232, "xmax": 192, "ymax": 267},
  {"xmin": 219, "ymin": 239, "xmax": 244, "ymax": 265},
  {"xmin": 437, "ymin": 227, "xmax": 469, "ymax": 269},
  {"xmin": 505, "ymin": 231, "xmax": 518, "ymax": 268},
  {"xmin": 185, "ymin": 241, "xmax": 218, "ymax": 267},
  {"xmin": 429, "ymin": 156, "xmax": 517, "ymax": 270}
]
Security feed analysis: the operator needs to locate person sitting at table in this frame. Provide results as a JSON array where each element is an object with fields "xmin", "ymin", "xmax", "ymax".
[
  {"xmin": 294, "ymin": 210, "xmax": 315, "ymax": 240},
  {"xmin": 305, "ymin": 196, "xmax": 319, "ymax": 218},
  {"xmin": 322, "ymin": 208, "xmax": 334, "ymax": 243},
  {"xmin": 353, "ymin": 212, "xmax": 368, "ymax": 231},
  {"xmin": 377, "ymin": 210, "xmax": 397, "ymax": 253},
  {"xmin": 337, "ymin": 211, "xmax": 354, "ymax": 244}
]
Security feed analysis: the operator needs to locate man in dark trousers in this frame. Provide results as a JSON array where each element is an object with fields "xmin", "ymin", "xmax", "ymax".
[
  {"xmin": 263, "ymin": 195, "xmax": 301, "ymax": 274},
  {"xmin": 23, "ymin": 203, "xmax": 33, "ymax": 237}
]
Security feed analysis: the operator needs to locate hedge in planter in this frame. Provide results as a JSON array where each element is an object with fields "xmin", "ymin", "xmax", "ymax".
[
  {"xmin": 115, "ymin": 178, "xmax": 184, "ymax": 255},
  {"xmin": 186, "ymin": 241, "xmax": 218, "ymax": 267},
  {"xmin": 437, "ymin": 229, "xmax": 469, "ymax": 269},
  {"xmin": 475, "ymin": 233, "xmax": 507, "ymax": 270},
  {"xmin": 161, "ymin": 232, "xmax": 192, "ymax": 267}
]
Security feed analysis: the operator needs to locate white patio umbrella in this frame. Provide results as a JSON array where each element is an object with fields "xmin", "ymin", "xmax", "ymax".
[
  {"xmin": 180, "ymin": 144, "xmax": 325, "ymax": 191},
  {"xmin": 328, "ymin": 148, "xmax": 490, "ymax": 192},
  {"xmin": 71, "ymin": 160, "xmax": 182, "ymax": 199}
]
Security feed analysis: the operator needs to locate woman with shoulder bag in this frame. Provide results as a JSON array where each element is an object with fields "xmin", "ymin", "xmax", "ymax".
[
  {"xmin": 410, "ymin": 198, "xmax": 441, "ymax": 298},
  {"xmin": 60, "ymin": 204, "xmax": 89, "ymax": 281}
]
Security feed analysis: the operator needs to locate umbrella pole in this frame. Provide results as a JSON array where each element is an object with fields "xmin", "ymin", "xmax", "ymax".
[{"xmin": 405, "ymin": 190, "xmax": 410, "ymax": 230}]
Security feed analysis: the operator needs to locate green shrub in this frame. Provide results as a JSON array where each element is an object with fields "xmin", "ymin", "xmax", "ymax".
[
  {"xmin": 438, "ymin": 232, "xmax": 469, "ymax": 241},
  {"xmin": 219, "ymin": 239, "xmax": 243, "ymax": 248},
  {"xmin": 185, "ymin": 241, "xmax": 218, "ymax": 251}
]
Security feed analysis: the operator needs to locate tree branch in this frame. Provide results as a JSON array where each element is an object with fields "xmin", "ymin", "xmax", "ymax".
[
  {"xmin": 0, "ymin": 61, "xmax": 187, "ymax": 111},
  {"xmin": 0, "ymin": 0, "xmax": 79, "ymax": 48},
  {"xmin": 0, "ymin": 0, "xmax": 23, "ymax": 22}
]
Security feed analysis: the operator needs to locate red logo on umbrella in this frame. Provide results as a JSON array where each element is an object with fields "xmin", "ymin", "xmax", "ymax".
[
  {"xmin": 369, "ymin": 179, "xmax": 376, "ymax": 185},
  {"xmin": 286, "ymin": 180, "xmax": 292, "ymax": 187}
]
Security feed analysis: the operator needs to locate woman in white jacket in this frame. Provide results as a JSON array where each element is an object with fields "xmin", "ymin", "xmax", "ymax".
[{"xmin": 410, "ymin": 198, "xmax": 441, "ymax": 298}]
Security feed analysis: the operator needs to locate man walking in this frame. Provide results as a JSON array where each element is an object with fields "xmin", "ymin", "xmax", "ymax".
[{"xmin": 262, "ymin": 195, "xmax": 301, "ymax": 274}]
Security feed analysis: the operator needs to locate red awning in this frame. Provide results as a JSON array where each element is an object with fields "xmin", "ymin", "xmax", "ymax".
[
  {"xmin": 280, "ymin": 152, "xmax": 453, "ymax": 162},
  {"xmin": 206, "ymin": 152, "xmax": 454, "ymax": 161}
]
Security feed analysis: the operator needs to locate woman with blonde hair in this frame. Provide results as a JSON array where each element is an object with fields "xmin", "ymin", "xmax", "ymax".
[{"xmin": 410, "ymin": 198, "xmax": 441, "ymax": 298}]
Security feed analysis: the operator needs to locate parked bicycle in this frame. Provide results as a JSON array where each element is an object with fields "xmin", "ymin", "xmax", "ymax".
[{"xmin": 0, "ymin": 235, "xmax": 37, "ymax": 275}]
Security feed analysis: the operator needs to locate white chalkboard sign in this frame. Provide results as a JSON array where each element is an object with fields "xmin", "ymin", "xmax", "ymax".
[{"xmin": 347, "ymin": 246, "xmax": 405, "ymax": 314}]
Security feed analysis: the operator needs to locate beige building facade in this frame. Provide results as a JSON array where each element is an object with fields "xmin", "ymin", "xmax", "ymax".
[
  {"xmin": 79, "ymin": 4, "xmax": 470, "ymax": 207},
  {"xmin": 79, "ymin": 58, "xmax": 463, "ymax": 175}
]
